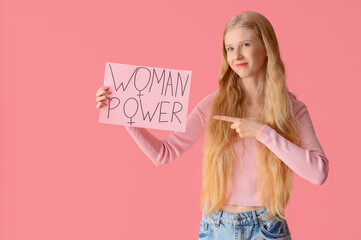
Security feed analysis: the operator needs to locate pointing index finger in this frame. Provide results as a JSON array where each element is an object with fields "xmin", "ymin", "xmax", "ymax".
[{"xmin": 213, "ymin": 115, "xmax": 239, "ymax": 122}]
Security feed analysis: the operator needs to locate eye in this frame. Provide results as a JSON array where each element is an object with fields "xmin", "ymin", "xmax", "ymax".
[
  {"xmin": 227, "ymin": 47, "xmax": 234, "ymax": 51},
  {"xmin": 242, "ymin": 43, "xmax": 250, "ymax": 48}
]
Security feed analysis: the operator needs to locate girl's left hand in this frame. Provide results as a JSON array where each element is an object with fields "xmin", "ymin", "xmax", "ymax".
[{"xmin": 213, "ymin": 115, "xmax": 265, "ymax": 139}]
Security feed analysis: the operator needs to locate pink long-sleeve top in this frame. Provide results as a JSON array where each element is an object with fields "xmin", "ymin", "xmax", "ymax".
[{"xmin": 124, "ymin": 91, "xmax": 329, "ymax": 206}]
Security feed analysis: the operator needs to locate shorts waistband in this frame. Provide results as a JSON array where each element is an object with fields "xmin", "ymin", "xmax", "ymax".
[{"xmin": 202, "ymin": 206, "xmax": 269, "ymax": 227}]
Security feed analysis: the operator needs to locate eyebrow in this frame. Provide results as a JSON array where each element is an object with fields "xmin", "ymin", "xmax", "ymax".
[{"xmin": 225, "ymin": 40, "xmax": 252, "ymax": 47}]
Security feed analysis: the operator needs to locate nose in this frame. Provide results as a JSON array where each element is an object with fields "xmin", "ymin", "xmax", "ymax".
[{"xmin": 235, "ymin": 48, "xmax": 243, "ymax": 59}]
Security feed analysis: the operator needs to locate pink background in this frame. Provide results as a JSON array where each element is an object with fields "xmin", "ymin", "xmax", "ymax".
[{"xmin": 1, "ymin": 0, "xmax": 360, "ymax": 239}]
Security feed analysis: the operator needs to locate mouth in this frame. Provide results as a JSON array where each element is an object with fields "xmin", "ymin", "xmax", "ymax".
[{"xmin": 236, "ymin": 63, "xmax": 247, "ymax": 67}]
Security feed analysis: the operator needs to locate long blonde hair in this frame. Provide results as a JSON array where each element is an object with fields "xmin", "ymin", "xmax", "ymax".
[{"xmin": 200, "ymin": 11, "xmax": 301, "ymax": 220}]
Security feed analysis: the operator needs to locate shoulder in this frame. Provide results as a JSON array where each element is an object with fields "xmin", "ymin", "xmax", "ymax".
[
  {"xmin": 289, "ymin": 92, "xmax": 309, "ymax": 119},
  {"xmin": 197, "ymin": 90, "xmax": 217, "ymax": 107},
  {"xmin": 192, "ymin": 90, "xmax": 218, "ymax": 117}
]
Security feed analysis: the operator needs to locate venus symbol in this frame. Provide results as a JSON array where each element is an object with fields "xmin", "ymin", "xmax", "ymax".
[
  {"xmin": 134, "ymin": 67, "xmax": 151, "ymax": 98},
  {"xmin": 123, "ymin": 97, "xmax": 139, "ymax": 125}
]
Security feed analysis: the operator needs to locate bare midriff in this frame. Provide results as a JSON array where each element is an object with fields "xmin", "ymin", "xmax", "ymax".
[{"xmin": 220, "ymin": 204, "xmax": 263, "ymax": 213}]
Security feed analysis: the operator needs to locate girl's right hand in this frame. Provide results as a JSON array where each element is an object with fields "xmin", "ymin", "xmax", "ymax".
[{"xmin": 95, "ymin": 86, "xmax": 112, "ymax": 109}]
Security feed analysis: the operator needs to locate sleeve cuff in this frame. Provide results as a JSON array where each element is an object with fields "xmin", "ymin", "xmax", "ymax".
[{"xmin": 256, "ymin": 124, "xmax": 271, "ymax": 142}]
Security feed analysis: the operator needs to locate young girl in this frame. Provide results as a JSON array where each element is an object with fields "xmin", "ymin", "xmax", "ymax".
[{"xmin": 95, "ymin": 11, "xmax": 329, "ymax": 240}]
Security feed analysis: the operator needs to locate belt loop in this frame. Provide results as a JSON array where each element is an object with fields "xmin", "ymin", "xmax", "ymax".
[
  {"xmin": 252, "ymin": 210, "xmax": 260, "ymax": 227},
  {"xmin": 214, "ymin": 210, "xmax": 222, "ymax": 227}
]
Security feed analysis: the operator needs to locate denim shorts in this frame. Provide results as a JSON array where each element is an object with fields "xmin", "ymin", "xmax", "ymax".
[{"xmin": 198, "ymin": 206, "xmax": 292, "ymax": 240}]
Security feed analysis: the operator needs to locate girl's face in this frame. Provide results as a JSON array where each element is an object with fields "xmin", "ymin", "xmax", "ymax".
[{"xmin": 224, "ymin": 26, "xmax": 268, "ymax": 80}]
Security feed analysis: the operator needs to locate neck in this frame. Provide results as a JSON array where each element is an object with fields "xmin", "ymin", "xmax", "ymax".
[{"xmin": 240, "ymin": 68, "xmax": 265, "ymax": 104}]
